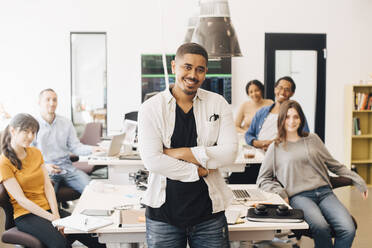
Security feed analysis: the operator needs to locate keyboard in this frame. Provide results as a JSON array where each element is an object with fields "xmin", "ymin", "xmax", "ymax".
[
  {"xmin": 232, "ymin": 189, "xmax": 266, "ymax": 201},
  {"xmin": 119, "ymin": 154, "xmax": 141, "ymax": 160}
]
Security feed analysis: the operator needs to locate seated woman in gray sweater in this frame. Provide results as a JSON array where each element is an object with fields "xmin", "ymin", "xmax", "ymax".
[{"xmin": 257, "ymin": 100, "xmax": 368, "ymax": 248}]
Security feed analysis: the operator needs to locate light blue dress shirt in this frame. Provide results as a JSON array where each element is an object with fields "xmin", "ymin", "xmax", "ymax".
[{"xmin": 33, "ymin": 114, "xmax": 93, "ymax": 171}]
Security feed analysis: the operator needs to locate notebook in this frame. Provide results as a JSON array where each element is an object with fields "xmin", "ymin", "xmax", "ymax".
[{"xmin": 52, "ymin": 214, "xmax": 113, "ymax": 232}]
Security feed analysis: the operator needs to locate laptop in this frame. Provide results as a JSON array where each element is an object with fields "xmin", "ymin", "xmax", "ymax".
[
  {"xmin": 232, "ymin": 189, "xmax": 267, "ymax": 201},
  {"xmin": 93, "ymin": 133, "xmax": 126, "ymax": 157}
]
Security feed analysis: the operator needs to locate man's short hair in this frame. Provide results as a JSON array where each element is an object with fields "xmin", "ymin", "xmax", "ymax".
[
  {"xmin": 274, "ymin": 76, "xmax": 296, "ymax": 93},
  {"xmin": 39, "ymin": 88, "xmax": 56, "ymax": 98},
  {"xmin": 175, "ymin": 43, "xmax": 208, "ymax": 64}
]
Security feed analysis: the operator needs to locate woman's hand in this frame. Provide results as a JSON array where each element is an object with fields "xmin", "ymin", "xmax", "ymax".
[
  {"xmin": 49, "ymin": 213, "xmax": 60, "ymax": 222},
  {"xmin": 361, "ymin": 190, "xmax": 368, "ymax": 200},
  {"xmin": 283, "ymin": 197, "xmax": 289, "ymax": 204},
  {"xmin": 56, "ymin": 226, "xmax": 65, "ymax": 236}
]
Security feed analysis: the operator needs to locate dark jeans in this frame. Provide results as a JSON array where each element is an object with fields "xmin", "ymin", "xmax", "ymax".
[
  {"xmin": 146, "ymin": 213, "xmax": 230, "ymax": 248},
  {"xmin": 228, "ymin": 163, "xmax": 261, "ymax": 184},
  {"xmin": 15, "ymin": 209, "xmax": 105, "ymax": 248}
]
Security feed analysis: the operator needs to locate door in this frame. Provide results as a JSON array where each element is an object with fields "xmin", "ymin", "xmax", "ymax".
[
  {"xmin": 265, "ymin": 33, "xmax": 326, "ymax": 141},
  {"xmin": 70, "ymin": 32, "xmax": 107, "ymax": 136}
]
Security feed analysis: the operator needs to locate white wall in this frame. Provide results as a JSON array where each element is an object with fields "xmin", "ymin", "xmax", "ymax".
[{"xmin": 1, "ymin": 0, "xmax": 372, "ymax": 162}]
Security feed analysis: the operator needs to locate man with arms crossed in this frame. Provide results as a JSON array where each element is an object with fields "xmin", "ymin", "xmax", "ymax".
[
  {"xmin": 33, "ymin": 88, "xmax": 101, "ymax": 193},
  {"xmin": 138, "ymin": 43, "xmax": 238, "ymax": 248}
]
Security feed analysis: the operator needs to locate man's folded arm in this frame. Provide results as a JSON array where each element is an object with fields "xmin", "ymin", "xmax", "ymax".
[
  {"xmin": 191, "ymin": 106, "xmax": 238, "ymax": 169},
  {"xmin": 138, "ymin": 106, "xmax": 199, "ymax": 182}
]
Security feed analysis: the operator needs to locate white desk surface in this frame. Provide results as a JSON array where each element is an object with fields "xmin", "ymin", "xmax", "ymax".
[
  {"xmin": 66, "ymin": 182, "xmax": 308, "ymax": 237},
  {"xmin": 84, "ymin": 144, "xmax": 264, "ymax": 175}
]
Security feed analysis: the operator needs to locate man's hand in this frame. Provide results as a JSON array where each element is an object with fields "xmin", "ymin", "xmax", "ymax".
[
  {"xmin": 45, "ymin": 164, "xmax": 62, "ymax": 174},
  {"xmin": 252, "ymin": 140, "xmax": 273, "ymax": 151},
  {"xmin": 197, "ymin": 167, "xmax": 209, "ymax": 177},
  {"xmin": 92, "ymin": 146, "xmax": 106, "ymax": 153}
]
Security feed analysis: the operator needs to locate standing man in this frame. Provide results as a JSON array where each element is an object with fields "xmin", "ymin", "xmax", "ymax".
[
  {"xmin": 138, "ymin": 43, "xmax": 238, "ymax": 248},
  {"xmin": 33, "ymin": 88, "xmax": 101, "ymax": 193},
  {"xmin": 246, "ymin": 76, "xmax": 309, "ymax": 151}
]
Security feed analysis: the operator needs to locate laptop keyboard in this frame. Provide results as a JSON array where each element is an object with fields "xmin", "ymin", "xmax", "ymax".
[{"xmin": 232, "ymin": 189, "xmax": 266, "ymax": 201}]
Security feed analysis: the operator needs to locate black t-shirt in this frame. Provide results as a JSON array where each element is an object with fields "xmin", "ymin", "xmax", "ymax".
[{"xmin": 146, "ymin": 103, "xmax": 221, "ymax": 228}]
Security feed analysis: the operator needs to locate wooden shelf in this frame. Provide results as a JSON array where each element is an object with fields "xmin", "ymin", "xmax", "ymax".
[
  {"xmin": 353, "ymin": 84, "xmax": 372, "ymax": 88},
  {"xmin": 353, "ymin": 110, "xmax": 372, "ymax": 113},
  {"xmin": 352, "ymin": 134, "xmax": 372, "ymax": 139},
  {"xmin": 351, "ymin": 160, "xmax": 372, "ymax": 164},
  {"xmin": 345, "ymin": 84, "xmax": 372, "ymax": 184}
]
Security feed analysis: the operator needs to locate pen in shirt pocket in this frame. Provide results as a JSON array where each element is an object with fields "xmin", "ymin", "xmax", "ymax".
[{"xmin": 209, "ymin": 114, "xmax": 219, "ymax": 122}]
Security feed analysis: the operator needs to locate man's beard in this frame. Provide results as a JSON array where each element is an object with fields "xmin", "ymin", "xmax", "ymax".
[{"xmin": 182, "ymin": 88, "xmax": 197, "ymax": 96}]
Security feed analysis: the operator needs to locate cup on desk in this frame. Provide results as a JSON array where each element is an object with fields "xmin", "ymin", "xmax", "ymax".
[{"xmin": 243, "ymin": 146, "xmax": 256, "ymax": 159}]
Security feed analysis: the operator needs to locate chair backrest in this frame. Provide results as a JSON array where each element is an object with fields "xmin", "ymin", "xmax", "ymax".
[
  {"xmin": 80, "ymin": 122, "xmax": 103, "ymax": 146},
  {"xmin": 124, "ymin": 111, "xmax": 138, "ymax": 122},
  {"xmin": 0, "ymin": 183, "xmax": 16, "ymax": 230}
]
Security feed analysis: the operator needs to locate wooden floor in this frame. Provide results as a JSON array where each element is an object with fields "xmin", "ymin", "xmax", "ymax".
[{"xmin": 1, "ymin": 186, "xmax": 371, "ymax": 247}]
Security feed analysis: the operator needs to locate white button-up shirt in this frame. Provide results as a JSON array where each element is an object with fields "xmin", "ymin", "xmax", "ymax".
[
  {"xmin": 138, "ymin": 88, "xmax": 238, "ymax": 213},
  {"xmin": 32, "ymin": 115, "xmax": 93, "ymax": 170}
]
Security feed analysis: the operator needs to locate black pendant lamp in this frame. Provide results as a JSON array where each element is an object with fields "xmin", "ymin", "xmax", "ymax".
[{"xmin": 191, "ymin": 0, "xmax": 242, "ymax": 58}]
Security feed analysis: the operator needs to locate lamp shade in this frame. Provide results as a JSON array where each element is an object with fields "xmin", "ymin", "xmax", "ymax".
[{"xmin": 191, "ymin": 0, "xmax": 241, "ymax": 58}]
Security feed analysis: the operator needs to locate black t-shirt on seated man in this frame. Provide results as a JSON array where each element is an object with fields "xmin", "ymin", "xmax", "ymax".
[{"xmin": 146, "ymin": 103, "xmax": 222, "ymax": 228}]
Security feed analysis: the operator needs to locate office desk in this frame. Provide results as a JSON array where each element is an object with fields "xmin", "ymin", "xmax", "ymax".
[
  {"xmin": 66, "ymin": 182, "xmax": 308, "ymax": 247},
  {"xmin": 87, "ymin": 157, "xmax": 145, "ymax": 184},
  {"xmin": 87, "ymin": 143, "xmax": 262, "ymax": 184}
]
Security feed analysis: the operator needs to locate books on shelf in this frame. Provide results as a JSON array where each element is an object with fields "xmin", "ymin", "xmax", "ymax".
[
  {"xmin": 354, "ymin": 92, "xmax": 372, "ymax": 110},
  {"xmin": 353, "ymin": 117, "xmax": 362, "ymax": 135}
]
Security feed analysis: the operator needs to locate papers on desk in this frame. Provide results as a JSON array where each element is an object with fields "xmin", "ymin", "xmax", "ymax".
[{"xmin": 52, "ymin": 214, "xmax": 113, "ymax": 232}]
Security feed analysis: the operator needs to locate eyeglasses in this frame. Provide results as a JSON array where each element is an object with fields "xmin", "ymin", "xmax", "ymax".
[{"xmin": 275, "ymin": 86, "xmax": 292, "ymax": 93}]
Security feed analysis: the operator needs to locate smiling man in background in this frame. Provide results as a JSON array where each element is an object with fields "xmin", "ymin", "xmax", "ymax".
[{"xmin": 33, "ymin": 88, "xmax": 101, "ymax": 193}]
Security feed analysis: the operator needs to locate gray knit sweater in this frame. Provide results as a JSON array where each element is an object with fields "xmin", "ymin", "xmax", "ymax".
[{"xmin": 257, "ymin": 133, "xmax": 367, "ymax": 199}]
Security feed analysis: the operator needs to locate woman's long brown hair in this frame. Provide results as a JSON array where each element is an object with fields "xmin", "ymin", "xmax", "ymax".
[
  {"xmin": 275, "ymin": 100, "xmax": 308, "ymax": 147},
  {"xmin": 1, "ymin": 113, "xmax": 39, "ymax": 169}
]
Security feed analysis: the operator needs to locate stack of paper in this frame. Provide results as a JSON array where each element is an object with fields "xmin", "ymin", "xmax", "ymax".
[{"xmin": 52, "ymin": 214, "xmax": 113, "ymax": 232}]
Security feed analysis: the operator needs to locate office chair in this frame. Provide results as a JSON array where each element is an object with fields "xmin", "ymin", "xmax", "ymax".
[
  {"xmin": 55, "ymin": 181, "xmax": 81, "ymax": 204},
  {"xmin": 72, "ymin": 122, "xmax": 107, "ymax": 175},
  {"xmin": 289, "ymin": 176, "xmax": 357, "ymax": 247},
  {"xmin": 0, "ymin": 183, "xmax": 44, "ymax": 247},
  {"xmin": 0, "ymin": 183, "xmax": 80, "ymax": 247}
]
